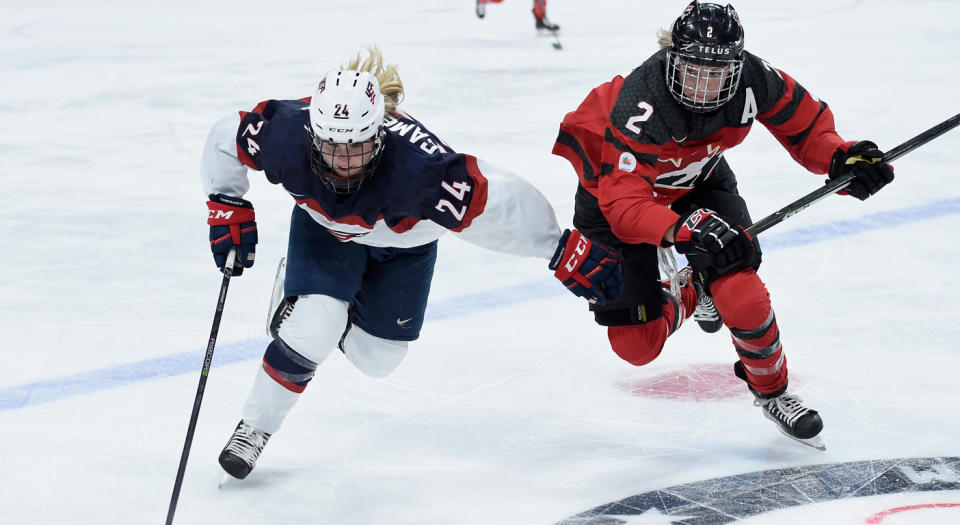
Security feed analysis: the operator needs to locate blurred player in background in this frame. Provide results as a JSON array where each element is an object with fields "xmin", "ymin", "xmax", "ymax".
[{"xmin": 476, "ymin": 0, "xmax": 560, "ymax": 31}]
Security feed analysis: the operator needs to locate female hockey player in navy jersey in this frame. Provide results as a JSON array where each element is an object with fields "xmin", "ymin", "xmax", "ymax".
[
  {"xmin": 551, "ymin": 1, "xmax": 894, "ymax": 449},
  {"xmin": 202, "ymin": 46, "xmax": 622, "ymax": 480}
]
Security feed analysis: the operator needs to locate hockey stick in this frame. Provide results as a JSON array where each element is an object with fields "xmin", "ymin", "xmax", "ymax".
[
  {"xmin": 746, "ymin": 112, "xmax": 960, "ymax": 236},
  {"xmin": 165, "ymin": 248, "xmax": 239, "ymax": 525}
]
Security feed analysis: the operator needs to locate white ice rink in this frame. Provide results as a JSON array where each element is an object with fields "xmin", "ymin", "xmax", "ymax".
[{"xmin": 3, "ymin": 0, "xmax": 960, "ymax": 523}]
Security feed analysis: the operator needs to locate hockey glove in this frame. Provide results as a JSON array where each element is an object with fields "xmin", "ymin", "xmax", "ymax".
[
  {"xmin": 549, "ymin": 229, "xmax": 623, "ymax": 305},
  {"xmin": 673, "ymin": 208, "xmax": 757, "ymax": 276},
  {"xmin": 828, "ymin": 140, "xmax": 894, "ymax": 201},
  {"xmin": 207, "ymin": 193, "xmax": 257, "ymax": 275}
]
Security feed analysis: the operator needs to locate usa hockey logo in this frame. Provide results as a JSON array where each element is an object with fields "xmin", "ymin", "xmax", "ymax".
[{"xmin": 366, "ymin": 81, "xmax": 376, "ymax": 104}]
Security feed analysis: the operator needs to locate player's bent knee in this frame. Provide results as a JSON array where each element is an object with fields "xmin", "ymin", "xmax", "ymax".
[
  {"xmin": 607, "ymin": 323, "xmax": 669, "ymax": 366},
  {"xmin": 277, "ymin": 294, "xmax": 350, "ymax": 365},
  {"xmin": 341, "ymin": 326, "xmax": 409, "ymax": 378}
]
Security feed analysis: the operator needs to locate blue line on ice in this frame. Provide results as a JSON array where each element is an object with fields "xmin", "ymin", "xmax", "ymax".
[{"xmin": 2, "ymin": 197, "xmax": 959, "ymax": 412}]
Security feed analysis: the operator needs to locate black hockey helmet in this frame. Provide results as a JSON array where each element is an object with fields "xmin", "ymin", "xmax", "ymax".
[{"xmin": 665, "ymin": 1, "xmax": 745, "ymax": 112}]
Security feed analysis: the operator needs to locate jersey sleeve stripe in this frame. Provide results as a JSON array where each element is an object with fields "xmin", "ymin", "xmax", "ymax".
[
  {"xmin": 785, "ymin": 101, "xmax": 829, "ymax": 146},
  {"xmin": 603, "ymin": 129, "xmax": 659, "ymax": 165},
  {"xmin": 599, "ymin": 164, "xmax": 655, "ymax": 191},
  {"xmin": 764, "ymin": 84, "xmax": 807, "ymax": 127},
  {"xmin": 554, "ymin": 129, "xmax": 597, "ymax": 181},
  {"xmin": 450, "ymin": 155, "xmax": 489, "ymax": 232}
]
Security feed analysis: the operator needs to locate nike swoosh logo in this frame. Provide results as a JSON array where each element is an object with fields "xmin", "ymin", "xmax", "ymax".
[{"xmin": 396, "ymin": 318, "xmax": 413, "ymax": 327}]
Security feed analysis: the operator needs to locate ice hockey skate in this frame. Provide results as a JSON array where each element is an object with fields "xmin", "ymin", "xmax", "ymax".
[
  {"xmin": 533, "ymin": 12, "xmax": 560, "ymax": 32},
  {"xmin": 733, "ymin": 362, "xmax": 825, "ymax": 450},
  {"xmin": 755, "ymin": 392, "xmax": 825, "ymax": 450},
  {"xmin": 671, "ymin": 266, "xmax": 723, "ymax": 333},
  {"xmin": 689, "ymin": 273, "xmax": 723, "ymax": 333},
  {"xmin": 219, "ymin": 420, "xmax": 272, "ymax": 481},
  {"xmin": 475, "ymin": 0, "xmax": 485, "ymax": 19}
]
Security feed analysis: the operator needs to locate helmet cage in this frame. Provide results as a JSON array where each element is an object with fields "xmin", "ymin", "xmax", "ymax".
[
  {"xmin": 307, "ymin": 126, "xmax": 385, "ymax": 195},
  {"xmin": 665, "ymin": 49, "xmax": 743, "ymax": 112}
]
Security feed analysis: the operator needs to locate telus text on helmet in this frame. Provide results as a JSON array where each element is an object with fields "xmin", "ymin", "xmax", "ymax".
[{"xmin": 696, "ymin": 45, "xmax": 732, "ymax": 55}]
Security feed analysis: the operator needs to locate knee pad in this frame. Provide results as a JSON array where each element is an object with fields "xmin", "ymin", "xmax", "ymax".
[
  {"xmin": 341, "ymin": 325, "xmax": 409, "ymax": 378},
  {"xmin": 710, "ymin": 270, "xmax": 771, "ymax": 330},
  {"xmin": 277, "ymin": 294, "xmax": 350, "ymax": 365}
]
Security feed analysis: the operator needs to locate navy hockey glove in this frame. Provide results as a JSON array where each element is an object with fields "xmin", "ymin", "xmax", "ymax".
[
  {"xmin": 673, "ymin": 208, "xmax": 758, "ymax": 276},
  {"xmin": 207, "ymin": 193, "xmax": 257, "ymax": 275},
  {"xmin": 549, "ymin": 229, "xmax": 623, "ymax": 305},
  {"xmin": 828, "ymin": 140, "xmax": 894, "ymax": 201}
]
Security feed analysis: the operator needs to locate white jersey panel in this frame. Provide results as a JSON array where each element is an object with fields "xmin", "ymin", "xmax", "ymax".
[
  {"xmin": 201, "ymin": 113, "xmax": 250, "ymax": 197},
  {"xmin": 454, "ymin": 158, "xmax": 562, "ymax": 259}
]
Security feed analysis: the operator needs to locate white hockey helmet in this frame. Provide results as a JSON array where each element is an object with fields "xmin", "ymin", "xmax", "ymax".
[{"xmin": 307, "ymin": 69, "xmax": 387, "ymax": 194}]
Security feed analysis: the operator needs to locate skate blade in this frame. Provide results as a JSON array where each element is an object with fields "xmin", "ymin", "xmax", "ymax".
[
  {"xmin": 779, "ymin": 429, "xmax": 826, "ymax": 451},
  {"xmin": 218, "ymin": 472, "xmax": 236, "ymax": 489}
]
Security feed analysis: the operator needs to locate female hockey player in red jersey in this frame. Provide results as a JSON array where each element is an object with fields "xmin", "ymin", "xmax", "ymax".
[
  {"xmin": 551, "ymin": 1, "xmax": 894, "ymax": 449},
  {"xmin": 201, "ymin": 46, "xmax": 622, "ymax": 480}
]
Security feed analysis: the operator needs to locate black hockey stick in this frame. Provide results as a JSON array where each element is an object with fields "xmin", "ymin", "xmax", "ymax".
[
  {"xmin": 746, "ymin": 112, "xmax": 960, "ymax": 236},
  {"xmin": 165, "ymin": 248, "xmax": 239, "ymax": 525}
]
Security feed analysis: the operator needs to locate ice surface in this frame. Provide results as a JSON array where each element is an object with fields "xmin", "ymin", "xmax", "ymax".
[{"xmin": 2, "ymin": 1, "xmax": 960, "ymax": 523}]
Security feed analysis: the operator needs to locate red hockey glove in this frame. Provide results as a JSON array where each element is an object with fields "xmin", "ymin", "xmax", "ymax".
[
  {"xmin": 207, "ymin": 193, "xmax": 257, "ymax": 275},
  {"xmin": 673, "ymin": 208, "xmax": 757, "ymax": 276},
  {"xmin": 549, "ymin": 229, "xmax": 623, "ymax": 305},
  {"xmin": 828, "ymin": 140, "xmax": 894, "ymax": 201}
]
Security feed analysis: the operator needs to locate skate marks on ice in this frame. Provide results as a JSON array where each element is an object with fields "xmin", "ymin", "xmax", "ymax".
[{"xmin": 557, "ymin": 456, "xmax": 960, "ymax": 524}]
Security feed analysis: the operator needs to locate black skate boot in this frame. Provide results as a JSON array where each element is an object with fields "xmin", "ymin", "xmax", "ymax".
[
  {"xmin": 219, "ymin": 420, "xmax": 272, "ymax": 479},
  {"xmin": 735, "ymin": 362, "xmax": 824, "ymax": 450},
  {"xmin": 689, "ymin": 271, "xmax": 723, "ymax": 333},
  {"xmin": 476, "ymin": 0, "xmax": 486, "ymax": 19},
  {"xmin": 533, "ymin": 11, "xmax": 560, "ymax": 31}
]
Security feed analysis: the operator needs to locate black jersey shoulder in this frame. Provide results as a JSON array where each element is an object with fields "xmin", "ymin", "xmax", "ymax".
[{"xmin": 739, "ymin": 50, "xmax": 788, "ymax": 115}]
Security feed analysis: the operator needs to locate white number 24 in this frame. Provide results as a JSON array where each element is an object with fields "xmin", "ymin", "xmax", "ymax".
[{"xmin": 435, "ymin": 181, "xmax": 472, "ymax": 221}]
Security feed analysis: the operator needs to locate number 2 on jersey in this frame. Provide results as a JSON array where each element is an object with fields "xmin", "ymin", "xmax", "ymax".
[{"xmin": 435, "ymin": 180, "xmax": 472, "ymax": 221}]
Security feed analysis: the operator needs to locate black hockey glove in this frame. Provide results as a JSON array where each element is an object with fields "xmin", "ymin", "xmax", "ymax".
[
  {"xmin": 673, "ymin": 208, "xmax": 758, "ymax": 276},
  {"xmin": 828, "ymin": 140, "xmax": 894, "ymax": 201},
  {"xmin": 550, "ymin": 229, "xmax": 624, "ymax": 305},
  {"xmin": 207, "ymin": 193, "xmax": 257, "ymax": 275}
]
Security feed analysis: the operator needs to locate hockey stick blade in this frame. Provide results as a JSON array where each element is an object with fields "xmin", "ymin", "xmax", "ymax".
[{"xmin": 746, "ymin": 112, "xmax": 960, "ymax": 236}]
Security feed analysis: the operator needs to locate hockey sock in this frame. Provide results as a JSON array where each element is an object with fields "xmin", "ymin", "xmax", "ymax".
[{"xmin": 711, "ymin": 270, "xmax": 788, "ymax": 395}]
